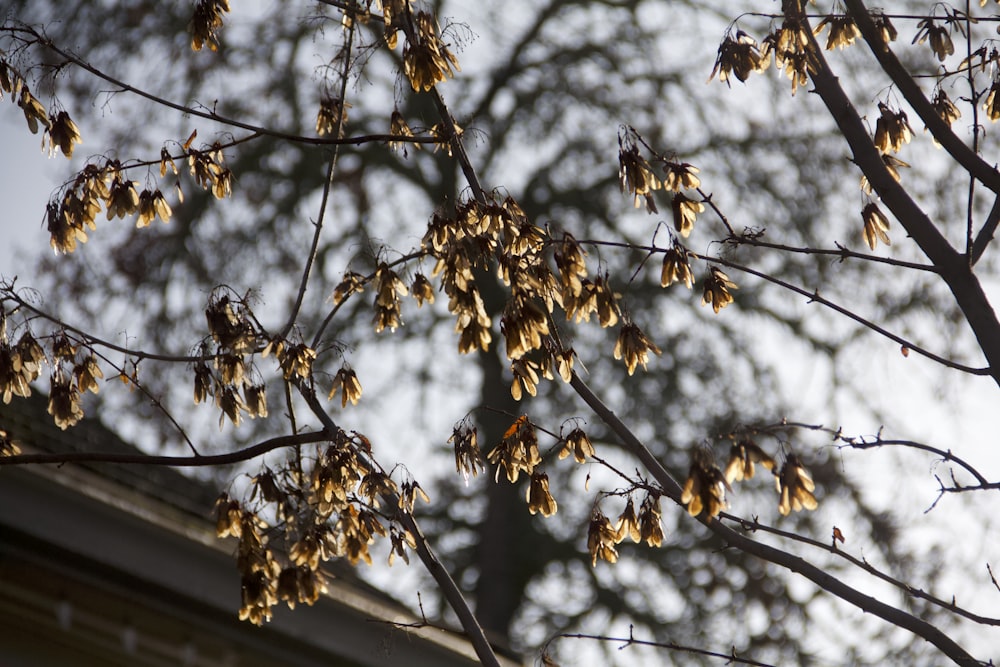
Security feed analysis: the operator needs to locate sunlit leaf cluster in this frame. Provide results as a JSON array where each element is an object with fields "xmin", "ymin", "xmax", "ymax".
[
  {"xmin": 586, "ymin": 492, "xmax": 663, "ymax": 566},
  {"xmin": 43, "ymin": 141, "xmax": 236, "ymax": 253},
  {"xmin": 214, "ymin": 429, "xmax": 428, "ymax": 625},
  {"xmin": 0, "ymin": 56, "xmax": 80, "ymax": 156},
  {"xmin": 4, "ymin": 1, "xmax": 1000, "ymax": 663},
  {"xmin": 189, "ymin": 0, "xmax": 231, "ymax": 52},
  {"xmin": 0, "ymin": 310, "xmax": 112, "ymax": 429}
]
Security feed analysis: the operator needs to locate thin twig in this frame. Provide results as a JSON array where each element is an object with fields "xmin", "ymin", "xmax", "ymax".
[
  {"xmin": 728, "ymin": 236, "xmax": 939, "ymax": 273},
  {"xmin": 0, "ymin": 431, "xmax": 329, "ymax": 467},
  {"xmin": 2, "ymin": 24, "xmax": 437, "ymax": 149},
  {"xmin": 720, "ymin": 512, "xmax": 1000, "ymax": 627},
  {"xmin": 768, "ymin": 420, "xmax": 992, "ymax": 487},
  {"xmin": 86, "ymin": 345, "xmax": 200, "ymax": 457},
  {"xmin": 2, "ymin": 289, "xmax": 209, "ymax": 363},
  {"xmin": 568, "ymin": 368, "xmax": 980, "ymax": 666},
  {"xmin": 281, "ymin": 19, "xmax": 356, "ymax": 339},
  {"xmin": 545, "ymin": 630, "xmax": 777, "ymax": 667},
  {"xmin": 571, "ymin": 238, "xmax": 991, "ymax": 376}
]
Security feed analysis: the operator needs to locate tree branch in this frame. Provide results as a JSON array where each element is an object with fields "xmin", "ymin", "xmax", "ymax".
[
  {"xmin": 763, "ymin": 420, "xmax": 992, "ymax": 487},
  {"xmin": 841, "ymin": 0, "xmax": 1000, "ymax": 195},
  {"xmin": 727, "ymin": 236, "xmax": 939, "ymax": 273},
  {"xmin": 568, "ymin": 371, "xmax": 982, "ymax": 666},
  {"xmin": 970, "ymin": 195, "xmax": 1000, "ymax": 266},
  {"xmin": 720, "ymin": 513, "xmax": 1000, "ymax": 627},
  {"xmin": 0, "ymin": 431, "xmax": 329, "ymax": 467},
  {"xmin": 545, "ymin": 631, "xmax": 777, "ymax": 667},
  {"xmin": 294, "ymin": 384, "xmax": 502, "ymax": 667},
  {"xmin": 3, "ymin": 24, "xmax": 438, "ymax": 149},
  {"xmin": 280, "ymin": 18, "xmax": 356, "ymax": 339},
  {"xmin": 790, "ymin": 1, "xmax": 1000, "ymax": 387}
]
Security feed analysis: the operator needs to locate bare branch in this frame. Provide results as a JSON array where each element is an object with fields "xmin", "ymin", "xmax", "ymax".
[
  {"xmin": 970, "ymin": 195, "xmax": 1000, "ymax": 266},
  {"xmin": 568, "ymin": 370, "xmax": 982, "ymax": 665},
  {"xmin": 720, "ymin": 512, "xmax": 1000, "ymax": 627},
  {"xmin": 795, "ymin": 1, "xmax": 1000, "ymax": 386},
  {"xmin": 729, "ymin": 236, "xmax": 940, "ymax": 273},
  {"xmin": 767, "ymin": 421, "xmax": 992, "ymax": 487},
  {"xmin": 842, "ymin": 0, "xmax": 1000, "ymax": 194},
  {"xmin": 545, "ymin": 630, "xmax": 778, "ymax": 667},
  {"xmin": 0, "ymin": 431, "xmax": 329, "ymax": 467},
  {"xmin": 280, "ymin": 19, "xmax": 357, "ymax": 339}
]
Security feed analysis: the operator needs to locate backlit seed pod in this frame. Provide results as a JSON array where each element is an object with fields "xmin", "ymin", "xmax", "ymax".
[
  {"xmin": 701, "ymin": 267, "xmax": 738, "ymax": 313},
  {"xmin": 680, "ymin": 448, "xmax": 731, "ymax": 519},
  {"xmin": 613, "ymin": 321, "xmax": 662, "ymax": 375},
  {"xmin": 777, "ymin": 454, "xmax": 818, "ymax": 516},
  {"xmin": 874, "ymin": 102, "xmax": 913, "ymax": 154},
  {"xmin": 526, "ymin": 472, "xmax": 557, "ymax": 517},
  {"xmin": 724, "ymin": 439, "xmax": 776, "ymax": 484},
  {"xmin": 558, "ymin": 428, "xmax": 595, "ymax": 464},
  {"xmin": 615, "ymin": 498, "xmax": 641, "ymax": 544},
  {"xmin": 813, "ymin": 15, "xmax": 860, "ymax": 51},
  {"xmin": 47, "ymin": 111, "xmax": 82, "ymax": 158},
  {"xmin": 661, "ymin": 245, "xmax": 695, "ymax": 289},
  {"xmin": 587, "ymin": 510, "xmax": 619, "ymax": 566},
  {"xmin": 672, "ymin": 192, "xmax": 704, "ymax": 238},
  {"xmin": 709, "ymin": 31, "xmax": 766, "ymax": 85},
  {"xmin": 450, "ymin": 421, "xmax": 483, "ymax": 482},
  {"xmin": 862, "ymin": 203, "xmax": 891, "ymax": 250}
]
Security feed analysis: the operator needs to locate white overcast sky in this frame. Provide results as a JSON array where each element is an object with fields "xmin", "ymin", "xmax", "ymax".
[
  {"xmin": 0, "ymin": 111, "xmax": 59, "ymax": 285},
  {"xmin": 1, "ymin": 82, "xmax": 998, "ymax": 472},
  {"xmin": 2, "ymin": 51, "xmax": 1000, "ymax": 660}
]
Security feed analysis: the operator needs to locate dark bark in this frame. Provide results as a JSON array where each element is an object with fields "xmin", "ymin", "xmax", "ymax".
[
  {"xmin": 471, "ymin": 273, "xmax": 539, "ymax": 637},
  {"xmin": 794, "ymin": 0, "xmax": 1000, "ymax": 386}
]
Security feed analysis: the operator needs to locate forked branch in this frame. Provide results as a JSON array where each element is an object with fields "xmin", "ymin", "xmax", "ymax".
[
  {"xmin": 568, "ymin": 371, "xmax": 981, "ymax": 666},
  {"xmin": 787, "ymin": 1, "xmax": 1000, "ymax": 387}
]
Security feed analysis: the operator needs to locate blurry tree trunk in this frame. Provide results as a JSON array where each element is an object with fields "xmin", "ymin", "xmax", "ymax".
[{"xmin": 474, "ymin": 343, "xmax": 530, "ymax": 637}]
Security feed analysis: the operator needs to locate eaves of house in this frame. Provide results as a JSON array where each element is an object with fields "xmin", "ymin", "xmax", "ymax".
[{"xmin": 0, "ymin": 395, "xmax": 519, "ymax": 667}]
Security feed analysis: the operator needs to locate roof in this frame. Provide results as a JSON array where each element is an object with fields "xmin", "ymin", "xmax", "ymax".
[
  {"xmin": 0, "ymin": 393, "xmax": 219, "ymax": 517},
  {"xmin": 0, "ymin": 393, "xmax": 518, "ymax": 666}
]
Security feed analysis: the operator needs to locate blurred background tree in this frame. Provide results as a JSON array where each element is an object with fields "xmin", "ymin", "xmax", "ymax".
[{"xmin": 1, "ymin": 1, "xmax": 998, "ymax": 665}]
